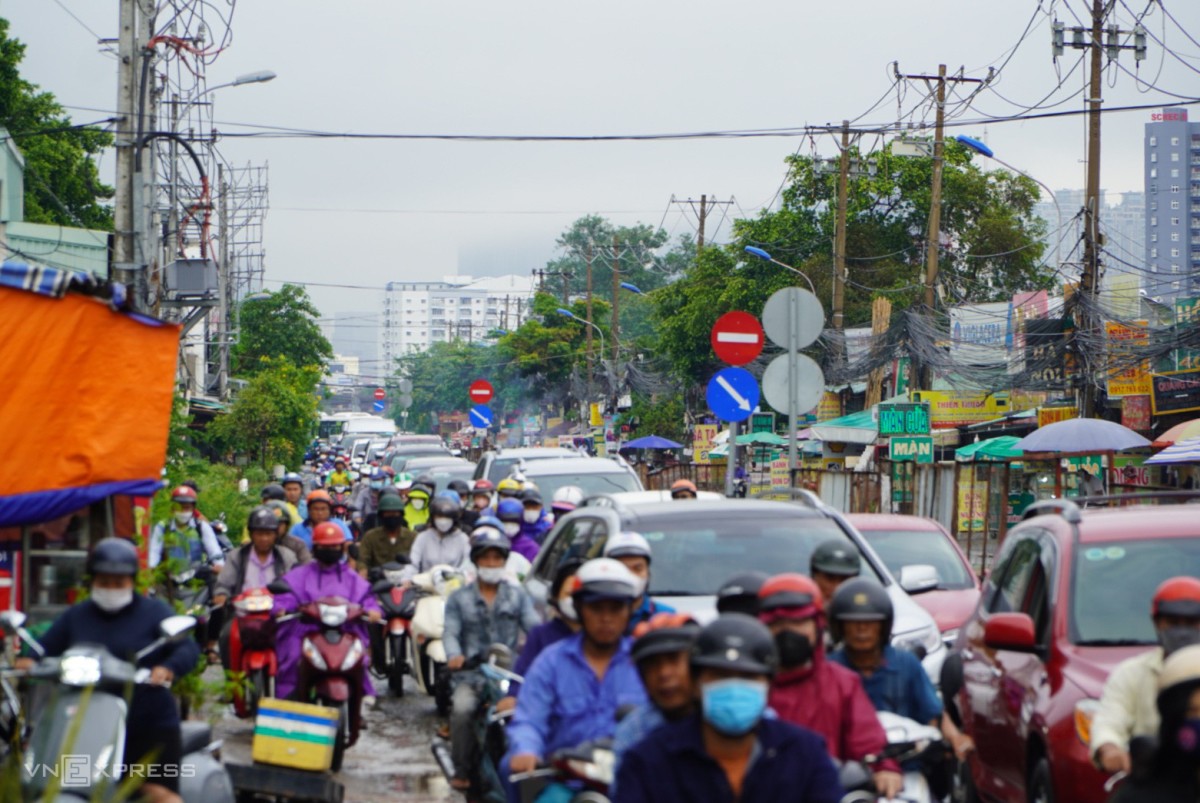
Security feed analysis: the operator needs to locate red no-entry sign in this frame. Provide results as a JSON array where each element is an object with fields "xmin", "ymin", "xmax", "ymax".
[
  {"xmin": 711, "ymin": 311, "xmax": 765, "ymax": 366},
  {"xmin": 374, "ymin": 387, "xmax": 386, "ymax": 400},
  {"xmin": 469, "ymin": 379, "xmax": 494, "ymax": 404}
]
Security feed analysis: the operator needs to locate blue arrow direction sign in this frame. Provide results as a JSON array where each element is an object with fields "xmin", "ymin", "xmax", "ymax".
[
  {"xmin": 706, "ymin": 367, "xmax": 759, "ymax": 423},
  {"xmin": 372, "ymin": 400, "xmax": 386, "ymax": 413},
  {"xmin": 469, "ymin": 404, "xmax": 494, "ymax": 428}
]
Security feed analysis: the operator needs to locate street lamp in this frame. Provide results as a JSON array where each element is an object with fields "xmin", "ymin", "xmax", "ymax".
[
  {"xmin": 954, "ymin": 135, "xmax": 1063, "ymax": 271},
  {"xmin": 556, "ymin": 308, "xmax": 607, "ymax": 357},
  {"xmin": 742, "ymin": 246, "xmax": 817, "ymax": 294},
  {"xmin": 619, "ymin": 282, "xmax": 643, "ymax": 295}
]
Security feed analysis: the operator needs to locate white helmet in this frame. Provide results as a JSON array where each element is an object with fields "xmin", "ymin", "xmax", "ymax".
[
  {"xmin": 571, "ymin": 558, "xmax": 641, "ymax": 603},
  {"xmin": 552, "ymin": 485, "xmax": 585, "ymax": 507},
  {"xmin": 603, "ymin": 531, "xmax": 652, "ymax": 563}
]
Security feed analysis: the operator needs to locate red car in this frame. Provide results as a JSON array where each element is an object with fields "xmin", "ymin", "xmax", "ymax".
[
  {"xmin": 846, "ymin": 513, "xmax": 981, "ymax": 647},
  {"xmin": 953, "ymin": 501, "xmax": 1200, "ymax": 803}
]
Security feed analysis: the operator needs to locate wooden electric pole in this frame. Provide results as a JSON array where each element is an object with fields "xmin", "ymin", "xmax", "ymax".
[
  {"xmin": 832, "ymin": 120, "xmax": 851, "ymax": 366},
  {"xmin": 611, "ymin": 236, "xmax": 621, "ymax": 365},
  {"xmin": 697, "ymin": 194, "xmax": 707, "ymax": 250},
  {"xmin": 586, "ymin": 241, "xmax": 594, "ymax": 392},
  {"xmin": 113, "ymin": 0, "xmax": 139, "ymax": 306},
  {"xmin": 1079, "ymin": 0, "xmax": 1106, "ymax": 418}
]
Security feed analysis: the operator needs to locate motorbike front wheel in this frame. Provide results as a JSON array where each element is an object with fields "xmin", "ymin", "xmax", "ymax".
[
  {"xmin": 247, "ymin": 669, "xmax": 267, "ymax": 717},
  {"xmin": 433, "ymin": 663, "xmax": 452, "ymax": 717},
  {"xmin": 388, "ymin": 635, "xmax": 406, "ymax": 697},
  {"xmin": 330, "ymin": 701, "xmax": 349, "ymax": 773}
]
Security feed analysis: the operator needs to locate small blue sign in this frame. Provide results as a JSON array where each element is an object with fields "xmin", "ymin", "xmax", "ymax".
[
  {"xmin": 706, "ymin": 367, "xmax": 759, "ymax": 423},
  {"xmin": 372, "ymin": 400, "xmax": 386, "ymax": 413},
  {"xmin": 470, "ymin": 404, "xmax": 494, "ymax": 428}
]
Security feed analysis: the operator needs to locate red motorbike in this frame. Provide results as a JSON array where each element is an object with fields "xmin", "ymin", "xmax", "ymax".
[
  {"xmin": 228, "ymin": 587, "xmax": 279, "ymax": 718},
  {"xmin": 294, "ymin": 595, "xmax": 368, "ymax": 772}
]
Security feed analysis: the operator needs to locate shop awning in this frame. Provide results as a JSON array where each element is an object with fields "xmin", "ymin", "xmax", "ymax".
[
  {"xmin": 810, "ymin": 410, "xmax": 878, "ymax": 445},
  {"xmin": 956, "ymin": 435, "xmax": 1024, "ymax": 462}
]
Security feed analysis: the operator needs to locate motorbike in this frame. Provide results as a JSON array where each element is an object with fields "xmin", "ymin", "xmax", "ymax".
[
  {"xmin": 838, "ymin": 711, "xmax": 947, "ymax": 803},
  {"xmin": 368, "ymin": 560, "xmax": 414, "ymax": 696},
  {"xmin": 406, "ymin": 564, "xmax": 466, "ymax": 716},
  {"xmin": 430, "ymin": 644, "xmax": 522, "ymax": 803},
  {"xmin": 165, "ymin": 561, "xmax": 217, "ymax": 636},
  {"xmin": 227, "ymin": 586, "xmax": 280, "ymax": 718},
  {"xmin": 0, "ymin": 610, "xmax": 234, "ymax": 802},
  {"xmin": 510, "ymin": 739, "xmax": 615, "ymax": 803}
]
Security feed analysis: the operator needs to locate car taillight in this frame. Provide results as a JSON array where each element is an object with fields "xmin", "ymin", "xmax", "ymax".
[{"xmin": 1074, "ymin": 698, "xmax": 1101, "ymax": 745}]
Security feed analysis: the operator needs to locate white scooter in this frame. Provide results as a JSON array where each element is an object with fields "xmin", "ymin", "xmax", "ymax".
[
  {"xmin": 405, "ymin": 564, "xmax": 465, "ymax": 715},
  {"xmin": 838, "ymin": 711, "xmax": 946, "ymax": 803}
]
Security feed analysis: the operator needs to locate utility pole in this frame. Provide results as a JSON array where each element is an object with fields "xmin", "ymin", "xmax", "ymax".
[
  {"xmin": 670, "ymin": 195, "xmax": 734, "ymax": 254},
  {"xmin": 217, "ymin": 165, "xmax": 230, "ymax": 399},
  {"xmin": 586, "ymin": 241, "xmax": 594, "ymax": 398},
  {"xmin": 611, "ymin": 236, "xmax": 621, "ymax": 365},
  {"xmin": 561, "ymin": 271, "xmax": 569, "ymax": 306},
  {"xmin": 113, "ymin": 0, "xmax": 140, "ymax": 307},
  {"xmin": 831, "ymin": 120, "xmax": 851, "ymax": 366},
  {"xmin": 697, "ymin": 194, "xmax": 707, "ymax": 250}
]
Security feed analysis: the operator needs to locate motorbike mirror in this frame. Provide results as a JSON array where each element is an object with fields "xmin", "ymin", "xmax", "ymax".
[
  {"xmin": 367, "ymin": 567, "xmax": 384, "ymax": 583},
  {"xmin": 267, "ymin": 579, "xmax": 293, "ymax": 596},
  {"xmin": 486, "ymin": 643, "xmax": 514, "ymax": 670},
  {"xmin": 159, "ymin": 615, "xmax": 198, "ymax": 641},
  {"xmin": 0, "ymin": 610, "xmax": 27, "ymax": 634},
  {"xmin": 370, "ymin": 579, "xmax": 394, "ymax": 595}
]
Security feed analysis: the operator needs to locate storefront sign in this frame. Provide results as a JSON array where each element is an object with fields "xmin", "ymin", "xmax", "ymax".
[
  {"xmin": 692, "ymin": 425, "xmax": 718, "ymax": 464},
  {"xmin": 1106, "ymin": 321, "xmax": 1151, "ymax": 397},
  {"xmin": 890, "ymin": 436, "xmax": 934, "ymax": 464},
  {"xmin": 770, "ymin": 458, "xmax": 789, "ymax": 487},
  {"xmin": 877, "ymin": 403, "xmax": 931, "ymax": 436},
  {"xmin": 1037, "ymin": 406, "xmax": 1078, "ymax": 428},
  {"xmin": 751, "ymin": 412, "xmax": 776, "ymax": 434},
  {"xmin": 1174, "ymin": 297, "xmax": 1200, "ymax": 371},
  {"xmin": 957, "ymin": 470, "xmax": 987, "ymax": 533},
  {"xmin": 817, "ymin": 392, "xmax": 842, "ymax": 422},
  {"xmin": 1025, "ymin": 318, "xmax": 1070, "ymax": 389},
  {"xmin": 1152, "ymin": 370, "xmax": 1200, "ymax": 415},
  {"xmin": 1122, "ymin": 395, "xmax": 1151, "ymax": 432},
  {"xmin": 914, "ymin": 390, "xmax": 1044, "ymax": 428}
]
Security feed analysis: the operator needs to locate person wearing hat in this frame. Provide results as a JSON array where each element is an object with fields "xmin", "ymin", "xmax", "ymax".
[
  {"xmin": 506, "ymin": 558, "xmax": 648, "ymax": 778},
  {"xmin": 443, "ymin": 527, "xmax": 540, "ymax": 792},
  {"xmin": 1093, "ymin": 576, "xmax": 1200, "ymax": 774},
  {"xmin": 406, "ymin": 493, "xmax": 472, "ymax": 576},
  {"xmin": 19, "ymin": 538, "xmax": 202, "ymax": 802},
  {"xmin": 326, "ymin": 456, "xmax": 351, "ymax": 489},
  {"xmin": 518, "ymin": 487, "xmax": 554, "ymax": 546},
  {"xmin": 670, "ymin": 478, "xmax": 698, "ymax": 500},
  {"xmin": 470, "ymin": 479, "xmax": 496, "ymax": 516},
  {"xmin": 613, "ymin": 614, "xmax": 843, "ymax": 803},
  {"xmin": 603, "ymin": 531, "xmax": 675, "ymax": 632},
  {"xmin": 291, "ymin": 489, "xmax": 352, "ymax": 549},
  {"xmin": 501, "ymin": 557, "xmax": 585, "ymax": 712},
  {"xmin": 404, "ymin": 479, "xmax": 434, "ymax": 532},
  {"xmin": 263, "ymin": 500, "xmax": 313, "ymax": 564},
  {"xmin": 148, "ymin": 485, "xmax": 225, "ymax": 570},
  {"xmin": 496, "ymin": 498, "xmax": 539, "ymax": 562},
  {"xmin": 281, "ymin": 471, "xmax": 308, "ymax": 520},
  {"xmin": 757, "ymin": 573, "xmax": 900, "ymax": 799},
  {"xmin": 809, "ymin": 539, "xmax": 861, "ymax": 606},
  {"xmin": 716, "ymin": 571, "xmax": 769, "ymax": 617},
  {"xmin": 357, "ymin": 493, "xmax": 416, "ymax": 578}
]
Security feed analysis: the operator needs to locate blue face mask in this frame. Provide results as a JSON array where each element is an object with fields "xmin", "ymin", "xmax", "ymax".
[{"xmin": 700, "ymin": 678, "xmax": 768, "ymax": 737}]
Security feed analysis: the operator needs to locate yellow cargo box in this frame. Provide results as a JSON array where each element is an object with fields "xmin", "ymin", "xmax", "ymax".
[{"xmin": 252, "ymin": 698, "xmax": 340, "ymax": 772}]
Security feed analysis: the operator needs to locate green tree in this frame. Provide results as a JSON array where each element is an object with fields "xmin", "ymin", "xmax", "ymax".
[
  {"xmin": 543, "ymin": 216, "xmax": 695, "ymax": 303},
  {"xmin": 0, "ymin": 18, "xmax": 113, "ymax": 229},
  {"xmin": 207, "ymin": 360, "xmax": 321, "ymax": 466},
  {"xmin": 232, "ymin": 284, "xmax": 333, "ymax": 375}
]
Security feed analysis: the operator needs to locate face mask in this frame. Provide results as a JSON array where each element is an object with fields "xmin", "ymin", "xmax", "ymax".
[
  {"xmin": 1159, "ymin": 625, "xmax": 1200, "ymax": 657},
  {"xmin": 92, "ymin": 587, "xmax": 134, "ymax": 613},
  {"xmin": 433, "ymin": 517, "xmax": 454, "ymax": 534},
  {"xmin": 380, "ymin": 515, "xmax": 403, "ymax": 531},
  {"xmin": 556, "ymin": 596, "xmax": 578, "ymax": 622},
  {"xmin": 775, "ymin": 630, "xmax": 815, "ymax": 669},
  {"xmin": 523, "ymin": 509, "xmax": 541, "ymax": 524},
  {"xmin": 370, "ymin": 481, "xmax": 384, "ymax": 491},
  {"xmin": 174, "ymin": 511, "xmax": 192, "ymax": 526},
  {"xmin": 314, "ymin": 546, "xmax": 343, "ymax": 566},
  {"xmin": 411, "ymin": 499, "xmax": 426, "ymax": 510},
  {"xmin": 701, "ymin": 678, "xmax": 768, "ymax": 737},
  {"xmin": 503, "ymin": 522, "xmax": 521, "ymax": 537},
  {"xmin": 477, "ymin": 567, "xmax": 507, "ymax": 585}
]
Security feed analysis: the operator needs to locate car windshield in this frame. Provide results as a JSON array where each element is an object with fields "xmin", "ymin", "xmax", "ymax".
[
  {"xmin": 1072, "ymin": 537, "xmax": 1200, "ymax": 645},
  {"xmin": 430, "ymin": 466, "xmax": 476, "ymax": 486},
  {"xmin": 528, "ymin": 471, "xmax": 640, "ymax": 500},
  {"xmin": 636, "ymin": 514, "xmax": 880, "ymax": 595},
  {"xmin": 858, "ymin": 528, "xmax": 975, "ymax": 590}
]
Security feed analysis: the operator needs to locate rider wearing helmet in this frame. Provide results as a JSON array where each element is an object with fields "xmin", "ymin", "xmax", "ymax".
[
  {"xmin": 264, "ymin": 500, "xmax": 313, "ymax": 564},
  {"xmin": 518, "ymin": 487, "xmax": 554, "ymax": 546},
  {"xmin": 357, "ymin": 493, "xmax": 416, "ymax": 578},
  {"xmin": 404, "ymin": 478, "xmax": 434, "ymax": 531},
  {"xmin": 506, "ymin": 558, "xmax": 648, "ymax": 778},
  {"xmin": 148, "ymin": 485, "xmax": 225, "ymax": 570},
  {"xmin": 603, "ymin": 531, "xmax": 675, "ymax": 632},
  {"xmin": 1093, "ymin": 576, "xmax": 1200, "ymax": 774},
  {"xmin": 281, "ymin": 471, "xmax": 307, "ymax": 520},
  {"xmin": 350, "ymin": 468, "xmax": 389, "ymax": 532},
  {"xmin": 809, "ymin": 538, "xmax": 862, "ymax": 604},
  {"xmin": 550, "ymin": 485, "xmax": 585, "ymax": 519},
  {"xmin": 444, "ymin": 528, "xmax": 540, "ymax": 792},
  {"xmin": 273, "ymin": 522, "xmax": 383, "ymax": 703},
  {"xmin": 291, "ymin": 489, "xmax": 352, "ymax": 548},
  {"xmin": 758, "ymin": 573, "xmax": 900, "ymax": 798},
  {"xmin": 496, "ymin": 497, "xmax": 539, "ymax": 562},
  {"xmin": 507, "ymin": 557, "xmax": 585, "ymax": 707},
  {"xmin": 470, "ymin": 479, "xmax": 496, "ymax": 516},
  {"xmin": 327, "ymin": 456, "xmax": 351, "ymax": 489},
  {"xmin": 406, "ymin": 493, "xmax": 470, "ymax": 575},
  {"xmin": 447, "ymin": 480, "xmax": 477, "ymax": 530},
  {"xmin": 25, "ymin": 538, "xmax": 202, "ymax": 800},
  {"xmin": 670, "ymin": 478, "xmax": 698, "ymax": 500},
  {"xmin": 496, "ymin": 476, "xmax": 524, "ymax": 500},
  {"xmin": 614, "ymin": 614, "xmax": 842, "ymax": 803},
  {"xmin": 716, "ymin": 570, "xmax": 769, "ymax": 617}
]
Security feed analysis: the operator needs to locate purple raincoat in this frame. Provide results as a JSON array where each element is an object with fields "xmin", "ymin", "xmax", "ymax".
[
  {"xmin": 510, "ymin": 532, "xmax": 540, "ymax": 563},
  {"xmin": 272, "ymin": 560, "xmax": 382, "ymax": 699}
]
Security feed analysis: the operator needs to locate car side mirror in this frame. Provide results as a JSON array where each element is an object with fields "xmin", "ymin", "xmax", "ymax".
[
  {"xmin": 984, "ymin": 612, "xmax": 1038, "ymax": 652},
  {"xmin": 899, "ymin": 564, "xmax": 940, "ymax": 595}
]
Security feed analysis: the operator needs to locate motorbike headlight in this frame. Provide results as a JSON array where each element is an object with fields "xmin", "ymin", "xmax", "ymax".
[
  {"xmin": 172, "ymin": 569, "xmax": 195, "ymax": 584},
  {"xmin": 60, "ymin": 654, "xmax": 102, "ymax": 686},
  {"xmin": 340, "ymin": 639, "xmax": 365, "ymax": 671},
  {"xmin": 1075, "ymin": 698, "xmax": 1101, "ymax": 746},
  {"xmin": 318, "ymin": 603, "xmax": 348, "ymax": 627},
  {"xmin": 302, "ymin": 638, "xmax": 328, "ymax": 671},
  {"xmin": 235, "ymin": 594, "xmax": 274, "ymax": 614}
]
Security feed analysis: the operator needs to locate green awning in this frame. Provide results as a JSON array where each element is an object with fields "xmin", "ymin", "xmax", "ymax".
[
  {"xmin": 810, "ymin": 410, "xmax": 877, "ymax": 445},
  {"xmin": 955, "ymin": 435, "xmax": 1023, "ymax": 462}
]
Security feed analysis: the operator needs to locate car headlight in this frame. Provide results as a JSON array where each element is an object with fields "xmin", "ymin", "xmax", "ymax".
[
  {"xmin": 1075, "ymin": 698, "xmax": 1101, "ymax": 745},
  {"xmin": 340, "ymin": 638, "xmax": 365, "ymax": 671},
  {"xmin": 302, "ymin": 638, "xmax": 328, "ymax": 671},
  {"xmin": 60, "ymin": 654, "xmax": 102, "ymax": 686},
  {"xmin": 894, "ymin": 626, "xmax": 942, "ymax": 658}
]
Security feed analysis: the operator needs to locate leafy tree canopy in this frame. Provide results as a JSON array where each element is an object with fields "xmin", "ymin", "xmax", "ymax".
[
  {"xmin": 232, "ymin": 284, "xmax": 333, "ymax": 375},
  {"xmin": 207, "ymin": 360, "xmax": 321, "ymax": 467}
]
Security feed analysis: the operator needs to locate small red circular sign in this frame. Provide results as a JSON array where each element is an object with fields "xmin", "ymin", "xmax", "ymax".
[
  {"xmin": 469, "ymin": 379, "xmax": 494, "ymax": 404},
  {"xmin": 374, "ymin": 388, "xmax": 386, "ymax": 400},
  {"xmin": 711, "ymin": 311, "xmax": 765, "ymax": 365}
]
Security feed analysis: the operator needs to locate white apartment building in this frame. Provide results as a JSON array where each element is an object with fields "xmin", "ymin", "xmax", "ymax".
[{"xmin": 380, "ymin": 274, "xmax": 538, "ymax": 364}]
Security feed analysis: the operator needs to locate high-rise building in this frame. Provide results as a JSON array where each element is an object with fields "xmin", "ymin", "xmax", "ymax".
[
  {"xmin": 379, "ymin": 274, "xmax": 537, "ymax": 366},
  {"xmin": 1144, "ymin": 107, "xmax": 1200, "ymax": 302},
  {"xmin": 1034, "ymin": 189, "xmax": 1144, "ymax": 294}
]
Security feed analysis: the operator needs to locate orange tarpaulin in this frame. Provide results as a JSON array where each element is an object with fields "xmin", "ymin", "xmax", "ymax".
[{"xmin": 0, "ymin": 285, "xmax": 179, "ymax": 525}]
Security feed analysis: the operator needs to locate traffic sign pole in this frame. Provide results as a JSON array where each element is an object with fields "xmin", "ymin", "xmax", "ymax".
[
  {"xmin": 725, "ymin": 419, "xmax": 738, "ymax": 498},
  {"xmin": 789, "ymin": 290, "xmax": 798, "ymax": 477}
]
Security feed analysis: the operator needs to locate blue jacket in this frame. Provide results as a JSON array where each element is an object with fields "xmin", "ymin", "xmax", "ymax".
[
  {"xmin": 290, "ymin": 518, "xmax": 352, "ymax": 548},
  {"xmin": 627, "ymin": 595, "xmax": 675, "ymax": 634},
  {"xmin": 613, "ymin": 714, "xmax": 843, "ymax": 803},
  {"xmin": 519, "ymin": 512, "xmax": 554, "ymax": 546},
  {"xmin": 828, "ymin": 645, "xmax": 942, "ymax": 725},
  {"xmin": 505, "ymin": 633, "xmax": 646, "ymax": 760},
  {"xmin": 512, "ymin": 617, "xmax": 575, "ymax": 696}
]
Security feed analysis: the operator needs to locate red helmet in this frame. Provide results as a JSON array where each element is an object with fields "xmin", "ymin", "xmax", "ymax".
[
  {"xmin": 1153, "ymin": 577, "xmax": 1200, "ymax": 619},
  {"xmin": 306, "ymin": 490, "xmax": 333, "ymax": 506},
  {"xmin": 312, "ymin": 521, "xmax": 345, "ymax": 547},
  {"xmin": 171, "ymin": 485, "xmax": 198, "ymax": 504},
  {"xmin": 670, "ymin": 479, "xmax": 698, "ymax": 498},
  {"xmin": 473, "ymin": 479, "xmax": 496, "ymax": 493},
  {"xmin": 758, "ymin": 573, "xmax": 824, "ymax": 618}
]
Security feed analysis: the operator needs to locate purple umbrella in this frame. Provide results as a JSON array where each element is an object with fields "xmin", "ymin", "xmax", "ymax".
[
  {"xmin": 621, "ymin": 435, "xmax": 684, "ymax": 450},
  {"xmin": 1013, "ymin": 418, "xmax": 1150, "ymax": 454}
]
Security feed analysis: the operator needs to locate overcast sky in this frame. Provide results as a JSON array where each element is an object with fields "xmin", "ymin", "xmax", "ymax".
[{"xmin": 7, "ymin": 0, "xmax": 1200, "ymax": 333}]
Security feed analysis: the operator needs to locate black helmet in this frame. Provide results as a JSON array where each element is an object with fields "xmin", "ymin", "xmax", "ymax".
[
  {"xmin": 810, "ymin": 539, "xmax": 862, "ymax": 578},
  {"xmin": 448, "ymin": 479, "xmax": 471, "ymax": 497},
  {"xmin": 261, "ymin": 483, "xmax": 287, "ymax": 502},
  {"xmin": 690, "ymin": 613, "xmax": 778, "ymax": 676},
  {"xmin": 415, "ymin": 473, "xmax": 437, "ymax": 493},
  {"xmin": 469, "ymin": 526, "xmax": 512, "ymax": 562},
  {"xmin": 248, "ymin": 505, "xmax": 279, "ymax": 532},
  {"xmin": 631, "ymin": 613, "xmax": 700, "ymax": 667},
  {"xmin": 828, "ymin": 577, "xmax": 894, "ymax": 644},
  {"xmin": 716, "ymin": 571, "xmax": 769, "ymax": 617},
  {"xmin": 429, "ymin": 494, "xmax": 462, "ymax": 521},
  {"xmin": 87, "ymin": 537, "xmax": 140, "ymax": 577},
  {"xmin": 520, "ymin": 487, "xmax": 543, "ymax": 506},
  {"xmin": 281, "ymin": 472, "xmax": 304, "ymax": 488},
  {"xmin": 550, "ymin": 557, "xmax": 586, "ymax": 601}
]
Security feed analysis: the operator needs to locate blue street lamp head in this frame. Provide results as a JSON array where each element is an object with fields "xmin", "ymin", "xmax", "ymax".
[
  {"xmin": 619, "ymin": 282, "xmax": 643, "ymax": 295},
  {"xmin": 954, "ymin": 135, "xmax": 993, "ymax": 159},
  {"xmin": 555, "ymin": 308, "xmax": 576, "ymax": 319},
  {"xmin": 744, "ymin": 245, "xmax": 772, "ymax": 262}
]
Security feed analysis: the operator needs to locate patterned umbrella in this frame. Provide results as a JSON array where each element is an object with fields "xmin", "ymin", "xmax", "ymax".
[
  {"xmin": 1153, "ymin": 419, "xmax": 1200, "ymax": 449},
  {"xmin": 1146, "ymin": 437, "xmax": 1200, "ymax": 465}
]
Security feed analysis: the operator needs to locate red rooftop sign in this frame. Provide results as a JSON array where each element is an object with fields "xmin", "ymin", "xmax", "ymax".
[{"xmin": 1152, "ymin": 110, "xmax": 1188, "ymax": 122}]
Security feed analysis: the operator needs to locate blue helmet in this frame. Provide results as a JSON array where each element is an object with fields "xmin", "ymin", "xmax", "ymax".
[
  {"xmin": 475, "ymin": 514, "xmax": 504, "ymax": 531},
  {"xmin": 469, "ymin": 526, "xmax": 511, "ymax": 562},
  {"xmin": 496, "ymin": 498, "xmax": 524, "ymax": 522},
  {"xmin": 436, "ymin": 489, "xmax": 461, "ymax": 503}
]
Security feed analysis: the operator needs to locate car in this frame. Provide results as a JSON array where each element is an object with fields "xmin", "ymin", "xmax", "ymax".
[
  {"xmin": 526, "ymin": 495, "xmax": 945, "ymax": 680},
  {"xmin": 401, "ymin": 457, "xmax": 476, "ymax": 488},
  {"xmin": 473, "ymin": 446, "xmax": 584, "ymax": 484},
  {"xmin": 384, "ymin": 444, "xmax": 453, "ymax": 475},
  {"xmin": 515, "ymin": 456, "xmax": 643, "ymax": 502},
  {"xmin": 952, "ymin": 499, "xmax": 1200, "ymax": 803},
  {"xmin": 387, "ymin": 433, "xmax": 445, "ymax": 448},
  {"xmin": 845, "ymin": 513, "xmax": 981, "ymax": 648}
]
